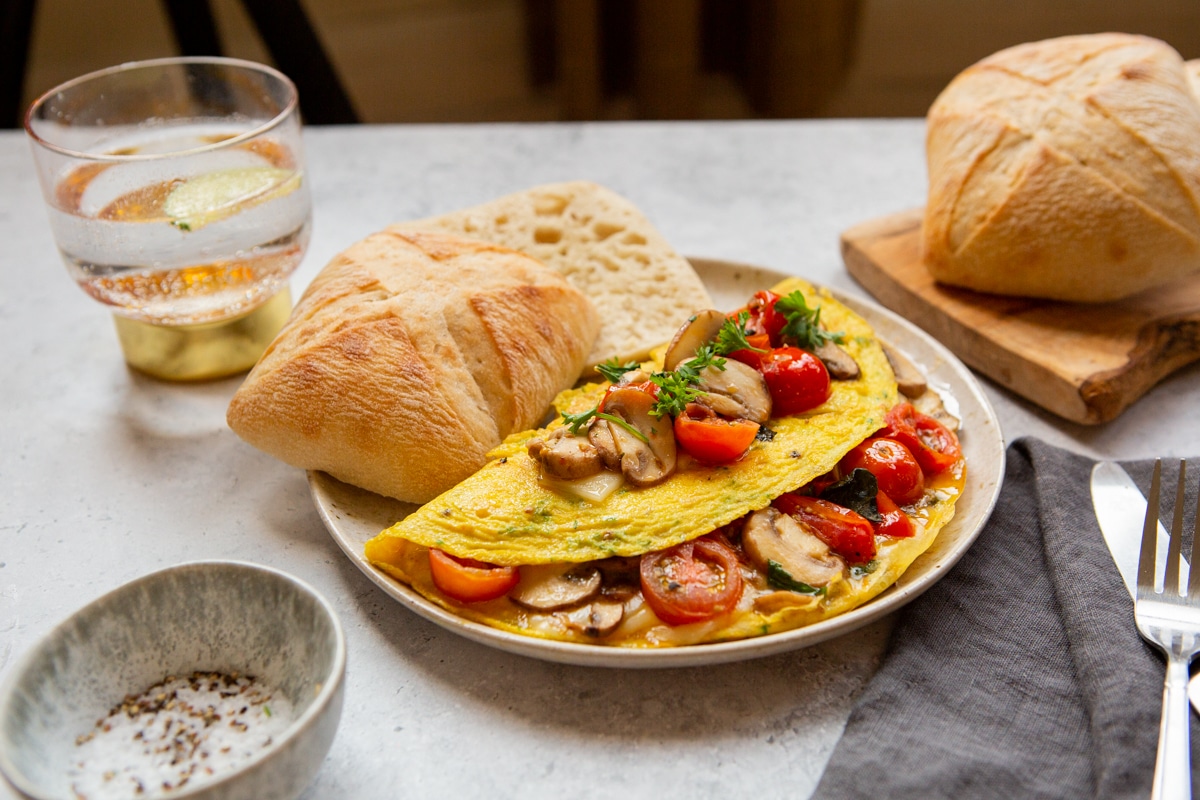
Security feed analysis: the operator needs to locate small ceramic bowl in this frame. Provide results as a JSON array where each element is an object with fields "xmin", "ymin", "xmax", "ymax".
[{"xmin": 0, "ymin": 561, "xmax": 346, "ymax": 800}]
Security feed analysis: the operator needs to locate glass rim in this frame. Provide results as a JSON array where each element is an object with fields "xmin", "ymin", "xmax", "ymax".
[{"xmin": 24, "ymin": 55, "xmax": 300, "ymax": 162}]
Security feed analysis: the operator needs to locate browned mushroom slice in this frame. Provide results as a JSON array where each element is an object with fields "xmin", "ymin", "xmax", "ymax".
[
  {"xmin": 813, "ymin": 340, "xmax": 860, "ymax": 381},
  {"xmin": 695, "ymin": 360, "xmax": 772, "ymax": 424},
  {"xmin": 741, "ymin": 507, "xmax": 845, "ymax": 589},
  {"xmin": 881, "ymin": 342, "xmax": 927, "ymax": 399},
  {"xmin": 528, "ymin": 427, "xmax": 604, "ymax": 480},
  {"xmin": 664, "ymin": 309, "xmax": 727, "ymax": 371},
  {"xmin": 591, "ymin": 387, "xmax": 677, "ymax": 487},
  {"xmin": 564, "ymin": 600, "xmax": 625, "ymax": 637},
  {"xmin": 510, "ymin": 564, "xmax": 602, "ymax": 610},
  {"xmin": 913, "ymin": 389, "xmax": 960, "ymax": 432}
]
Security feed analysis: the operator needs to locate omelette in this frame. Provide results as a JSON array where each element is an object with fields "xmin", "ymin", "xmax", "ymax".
[{"xmin": 364, "ymin": 278, "xmax": 966, "ymax": 647}]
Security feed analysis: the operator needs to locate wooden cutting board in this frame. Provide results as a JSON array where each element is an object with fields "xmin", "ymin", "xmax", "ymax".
[{"xmin": 841, "ymin": 208, "xmax": 1200, "ymax": 425}]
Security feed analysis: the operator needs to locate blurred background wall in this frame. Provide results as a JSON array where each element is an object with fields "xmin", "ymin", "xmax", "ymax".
[{"xmin": 12, "ymin": 0, "xmax": 1200, "ymax": 127}]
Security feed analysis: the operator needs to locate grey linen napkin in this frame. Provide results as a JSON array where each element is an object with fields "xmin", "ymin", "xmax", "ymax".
[{"xmin": 814, "ymin": 437, "xmax": 1200, "ymax": 800}]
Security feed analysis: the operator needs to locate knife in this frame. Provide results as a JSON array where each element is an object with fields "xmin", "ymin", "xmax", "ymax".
[{"xmin": 1090, "ymin": 461, "xmax": 1199, "ymax": 713}]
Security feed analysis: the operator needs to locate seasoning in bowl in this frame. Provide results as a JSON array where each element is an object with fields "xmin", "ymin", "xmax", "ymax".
[{"xmin": 67, "ymin": 671, "xmax": 296, "ymax": 799}]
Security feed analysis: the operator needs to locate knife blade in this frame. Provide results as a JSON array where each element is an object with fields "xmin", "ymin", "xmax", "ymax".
[{"xmin": 1090, "ymin": 461, "xmax": 1199, "ymax": 713}]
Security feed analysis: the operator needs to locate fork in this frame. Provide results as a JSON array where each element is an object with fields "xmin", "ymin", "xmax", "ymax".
[{"xmin": 1136, "ymin": 459, "xmax": 1200, "ymax": 799}]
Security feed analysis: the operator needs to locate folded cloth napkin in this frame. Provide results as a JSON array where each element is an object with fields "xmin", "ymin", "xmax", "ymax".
[{"xmin": 814, "ymin": 438, "xmax": 1200, "ymax": 800}]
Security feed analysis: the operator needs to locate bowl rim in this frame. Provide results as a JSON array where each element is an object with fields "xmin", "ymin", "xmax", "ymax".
[{"xmin": 0, "ymin": 560, "xmax": 347, "ymax": 800}]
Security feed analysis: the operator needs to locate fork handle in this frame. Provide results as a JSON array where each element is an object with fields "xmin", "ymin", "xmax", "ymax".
[{"xmin": 1154, "ymin": 654, "xmax": 1193, "ymax": 800}]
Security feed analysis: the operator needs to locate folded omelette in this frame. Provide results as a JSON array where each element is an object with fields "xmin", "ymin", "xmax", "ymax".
[{"xmin": 365, "ymin": 278, "xmax": 966, "ymax": 647}]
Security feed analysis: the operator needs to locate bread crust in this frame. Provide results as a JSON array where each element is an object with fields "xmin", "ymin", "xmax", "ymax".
[
  {"xmin": 923, "ymin": 34, "xmax": 1200, "ymax": 302},
  {"xmin": 227, "ymin": 230, "xmax": 600, "ymax": 504}
]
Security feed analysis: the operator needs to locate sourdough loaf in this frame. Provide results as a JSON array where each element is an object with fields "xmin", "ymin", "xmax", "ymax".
[
  {"xmin": 923, "ymin": 34, "xmax": 1200, "ymax": 302},
  {"xmin": 227, "ymin": 230, "xmax": 600, "ymax": 504},
  {"xmin": 388, "ymin": 181, "xmax": 712, "ymax": 367}
]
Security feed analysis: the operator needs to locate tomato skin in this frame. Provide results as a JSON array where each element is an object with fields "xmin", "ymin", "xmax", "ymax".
[
  {"xmin": 773, "ymin": 495, "xmax": 877, "ymax": 564},
  {"xmin": 839, "ymin": 437, "xmax": 925, "ymax": 505},
  {"xmin": 639, "ymin": 538, "xmax": 744, "ymax": 626},
  {"xmin": 598, "ymin": 381, "xmax": 657, "ymax": 412},
  {"xmin": 875, "ymin": 491, "xmax": 915, "ymax": 539},
  {"xmin": 428, "ymin": 549, "xmax": 520, "ymax": 603},
  {"xmin": 727, "ymin": 332, "xmax": 772, "ymax": 370},
  {"xmin": 735, "ymin": 290, "xmax": 787, "ymax": 345},
  {"xmin": 673, "ymin": 403, "xmax": 759, "ymax": 464},
  {"xmin": 881, "ymin": 403, "xmax": 962, "ymax": 476},
  {"xmin": 759, "ymin": 347, "xmax": 831, "ymax": 416}
]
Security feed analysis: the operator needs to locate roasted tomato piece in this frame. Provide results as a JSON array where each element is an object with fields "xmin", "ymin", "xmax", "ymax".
[
  {"xmin": 881, "ymin": 403, "xmax": 962, "ymax": 477},
  {"xmin": 673, "ymin": 403, "xmax": 759, "ymax": 464},
  {"xmin": 734, "ymin": 290, "xmax": 787, "ymax": 345},
  {"xmin": 875, "ymin": 491, "xmax": 915, "ymax": 539},
  {"xmin": 639, "ymin": 538, "xmax": 744, "ymax": 626},
  {"xmin": 839, "ymin": 437, "xmax": 925, "ymax": 505},
  {"xmin": 727, "ymin": 332, "xmax": 772, "ymax": 370},
  {"xmin": 759, "ymin": 346, "xmax": 831, "ymax": 416},
  {"xmin": 772, "ymin": 494, "xmax": 876, "ymax": 564},
  {"xmin": 598, "ymin": 381, "xmax": 657, "ymax": 412},
  {"xmin": 428, "ymin": 549, "xmax": 520, "ymax": 603}
]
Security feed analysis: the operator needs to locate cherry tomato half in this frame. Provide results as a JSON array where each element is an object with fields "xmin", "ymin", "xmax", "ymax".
[
  {"xmin": 727, "ymin": 332, "xmax": 772, "ymax": 370},
  {"xmin": 598, "ymin": 381, "xmax": 657, "ymax": 412},
  {"xmin": 759, "ymin": 347, "xmax": 831, "ymax": 416},
  {"xmin": 875, "ymin": 491, "xmax": 915, "ymax": 539},
  {"xmin": 735, "ymin": 290, "xmax": 787, "ymax": 345},
  {"xmin": 428, "ymin": 549, "xmax": 520, "ymax": 603},
  {"xmin": 839, "ymin": 437, "xmax": 925, "ymax": 505},
  {"xmin": 673, "ymin": 403, "xmax": 759, "ymax": 464},
  {"xmin": 880, "ymin": 403, "xmax": 962, "ymax": 477},
  {"xmin": 772, "ymin": 495, "xmax": 876, "ymax": 564},
  {"xmin": 639, "ymin": 538, "xmax": 744, "ymax": 626}
]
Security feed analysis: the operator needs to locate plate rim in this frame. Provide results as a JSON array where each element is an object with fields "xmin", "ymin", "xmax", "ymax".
[{"xmin": 310, "ymin": 258, "xmax": 1006, "ymax": 668}]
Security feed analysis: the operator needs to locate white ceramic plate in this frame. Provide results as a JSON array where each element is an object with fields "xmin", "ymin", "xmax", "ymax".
[{"xmin": 309, "ymin": 258, "xmax": 1006, "ymax": 668}]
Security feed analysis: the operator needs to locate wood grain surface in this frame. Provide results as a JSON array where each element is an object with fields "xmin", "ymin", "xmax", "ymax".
[{"xmin": 841, "ymin": 208, "xmax": 1200, "ymax": 425}]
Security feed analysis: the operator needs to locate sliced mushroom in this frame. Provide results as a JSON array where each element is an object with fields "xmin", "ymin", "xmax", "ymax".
[
  {"xmin": 510, "ymin": 564, "xmax": 602, "ymax": 610},
  {"xmin": 590, "ymin": 387, "xmax": 677, "ymax": 486},
  {"xmin": 913, "ymin": 388, "xmax": 960, "ymax": 432},
  {"xmin": 741, "ymin": 507, "xmax": 845, "ymax": 589},
  {"xmin": 882, "ymin": 342, "xmax": 927, "ymax": 398},
  {"xmin": 564, "ymin": 600, "xmax": 625, "ymax": 637},
  {"xmin": 616, "ymin": 368, "xmax": 652, "ymax": 387},
  {"xmin": 813, "ymin": 340, "xmax": 861, "ymax": 381},
  {"xmin": 587, "ymin": 419, "xmax": 622, "ymax": 472},
  {"xmin": 695, "ymin": 360, "xmax": 772, "ymax": 424},
  {"xmin": 528, "ymin": 427, "xmax": 604, "ymax": 480},
  {"xmin": 664, "ymin": 309, "xmax": 727, "ymax": 371}
]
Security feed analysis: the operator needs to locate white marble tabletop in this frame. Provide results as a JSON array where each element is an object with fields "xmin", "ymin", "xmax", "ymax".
[{"xmin": 3, "ymin": 120, "xmax": 1199, "ymax": 799}]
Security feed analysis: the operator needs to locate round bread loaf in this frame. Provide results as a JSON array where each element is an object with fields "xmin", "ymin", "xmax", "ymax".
[
  {"xmin": 227, "ymin": 230, "xmax": 600, "ymax": 504},
  {"xmin": 923, "ymin": 33, "xmax": 1200, "ymax": 302}
]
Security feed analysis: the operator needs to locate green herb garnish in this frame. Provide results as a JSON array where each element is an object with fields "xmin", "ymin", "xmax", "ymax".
[
  {"xmin": 648, "ymin": 371, "xmax": 704, "ymax": 418},
  {"xmin": 776, "ymin": 290, "xmax": 843, "ymax": 351},
  {"xmin": 766, "ymin": 560, "xmax": 826, "ymax": 595},
  {"xmin": 850, "ymin": 560, "xmax": 879, "ymax": 579},
  {"xmin": 560, "ymin": 407, "xmax": 649, "ymax": 443},
  {"xmin": 596, "ymin": 358, "xmax": 640, "ymax": 383},
  {"xmin": 820, "ymin": 468, "xmax": 882, "ymax": 523},
  {"xmin": 713, "ymin": 312, "xmax": 766, "ymax": 356}
]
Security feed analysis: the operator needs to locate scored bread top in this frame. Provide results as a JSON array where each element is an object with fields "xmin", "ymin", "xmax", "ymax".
[
  {"xmin": 227, "ymin": 230, "xmax": 600, "ymax": 504},
  {"xmin": 387, "ymin": 181, "xmax": 713, "ymax": 367},
  {"xmin": 923, "ymin": 34, "xmax": 1200, "ymax": 302}
]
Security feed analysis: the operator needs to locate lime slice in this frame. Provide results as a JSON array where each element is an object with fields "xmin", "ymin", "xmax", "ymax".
[{"xmin": 164, "ymin": 167, "xmax": 300, "ymax": 231}]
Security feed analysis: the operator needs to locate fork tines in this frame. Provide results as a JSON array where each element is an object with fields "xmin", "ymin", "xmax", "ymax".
[{"xmin": 1137, "ymin": 459, "xmax": 1200, "ymax": 598}]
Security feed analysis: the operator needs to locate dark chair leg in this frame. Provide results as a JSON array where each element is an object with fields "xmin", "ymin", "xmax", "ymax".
[
  {"xmin": 162, "ymin": 0, "xmax": 224, "ymax": 56},
  {"xmin": 239, "ymin": 0, "xmax": 359, "ymax": 124},
  {"xmin": 2, "ymin": 0, "xmax": 37, "ymax": 128}
]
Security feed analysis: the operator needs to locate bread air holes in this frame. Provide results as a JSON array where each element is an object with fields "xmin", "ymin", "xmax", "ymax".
[
  {"xmin": 622, "ymin": 232, "xmax": 646, "ymax": 246},
  {"xmin": 593, "ymin": 221, "xmax": 623, "ymax": 241},
  {"xmin": 535, "ymin": 226, "xmax": 563, "ymax": 244}
]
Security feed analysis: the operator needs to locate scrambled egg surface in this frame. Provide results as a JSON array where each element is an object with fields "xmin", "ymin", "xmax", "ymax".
[{"xmin": 365, "ymin": 279, "xmax": 897, "ymax": 568}]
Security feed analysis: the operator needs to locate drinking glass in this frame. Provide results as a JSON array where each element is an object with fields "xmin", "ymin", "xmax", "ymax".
[{"xmin": 25, "ymin": 57, "xmax": 311, "ymax": 380}]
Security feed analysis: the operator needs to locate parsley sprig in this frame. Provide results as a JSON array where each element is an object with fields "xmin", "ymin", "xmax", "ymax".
[
  {"xmin": 561, "ymin": 406, "xmax": 649, "ymax": 443},
  {"xmin": 595, "ymin": 358, "xmax": 639, "ymax": 383},
  {"xmin": 776, "ymin": 291, "xmax": 843, "ymax": 351}
]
